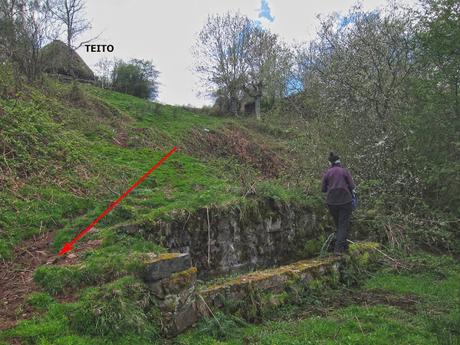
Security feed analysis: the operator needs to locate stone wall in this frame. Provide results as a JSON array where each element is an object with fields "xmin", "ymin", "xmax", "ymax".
[
  {"xmin": 196, "ymin": 242, "xmax": 380, "ymax": 321},
  {"xmin": 143, "ymin": 253, "xmax": 198, "ymax": 337},
  {"xmin": 124, "ymin": 198, "xmax": 322, "ymax": 277},
  {"xmin": 197, "ymin": 257, "xmax": 341, "ymax": 315},
  {"xmin": 142, "ymin": 242, "xmax": 380, "ymax": 337}
]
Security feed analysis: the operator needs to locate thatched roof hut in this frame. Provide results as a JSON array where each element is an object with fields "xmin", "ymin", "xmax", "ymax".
[{"xmin": 41, "ymin": 40, "xmax": 94, "ymax": 81}]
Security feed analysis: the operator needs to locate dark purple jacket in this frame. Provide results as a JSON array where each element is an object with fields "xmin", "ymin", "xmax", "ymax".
[{"xmin": 321, "ymin": 165, "xmax": 356, "ymax": 205}]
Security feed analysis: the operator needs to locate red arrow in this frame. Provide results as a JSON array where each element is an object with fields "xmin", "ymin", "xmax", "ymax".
[{"xmin": 58, "ymin": 147, "xmax": 177, "ymax": 256}]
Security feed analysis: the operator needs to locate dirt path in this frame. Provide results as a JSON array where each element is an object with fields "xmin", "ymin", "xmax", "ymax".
[
  {"xmin": 0, "ymin": 232, "xmax": 101, "ymax": 331},
  {"xmin": 0, "ymin": 232, "xmax": 55, "ymax": 330}
]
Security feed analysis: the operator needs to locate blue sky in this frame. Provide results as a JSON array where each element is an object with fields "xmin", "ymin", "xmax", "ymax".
[{"xmin": 259, "ymin": 0, "xmax": 275, "ymax": 22}]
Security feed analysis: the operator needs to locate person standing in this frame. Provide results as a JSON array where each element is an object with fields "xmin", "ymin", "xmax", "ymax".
[{"xmin": 321, "ymin": 152, "xmax": 356, "ymax": 254}]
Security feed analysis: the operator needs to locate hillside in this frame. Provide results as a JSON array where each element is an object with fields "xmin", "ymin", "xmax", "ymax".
[
  {"xmin": 0, "ymin": 76, "xmax": 323, "ymax": 333},
  {"xmin": 1, "ymin": 0, "xmax": 459, "ymax": 342},
  {"xmin": 0, "ymin": 74, "xmax": 459, "ymax": 345},
  {"xmin": 0, "ymin": 78, "xmax": 313, "ymax": 260}
]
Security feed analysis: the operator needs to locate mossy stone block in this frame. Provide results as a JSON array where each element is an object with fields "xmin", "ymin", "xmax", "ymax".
[
  {"xmin": 150, "ymin": 267, "xmax": 197, "ymax": 299},
  {"xmin": 144, "ymin": 253, "xmax": 191, "ymax": 282}
]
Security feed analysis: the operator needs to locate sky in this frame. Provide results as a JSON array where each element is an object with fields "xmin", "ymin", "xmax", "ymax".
[{"xmin": 77, "ymin": 0, "xmax": 417, "ymax": 107}]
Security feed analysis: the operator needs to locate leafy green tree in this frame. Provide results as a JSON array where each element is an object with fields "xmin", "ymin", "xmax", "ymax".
[
  {"xmin": 111, "ymin": 59, "xmax": 159, "ymax": 100},
  {"xmin": 405, "ymin": 0, "xmax": 460, "ymax": 212},
  {"xmin": 416, "ymin": 0, "xmax": 460, "ymax": 117}
]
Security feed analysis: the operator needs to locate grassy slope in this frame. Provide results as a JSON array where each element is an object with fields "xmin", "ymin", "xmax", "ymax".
[
  {"xmin": 1, "ymin": 78, "xmax": 307, "ymax": 259},
  {"xmin": 1, "ymin": 77, "xmax": 458, "ymax": 344},
  {"xmin": 0, "ymin": 77, "xmax": 317, "ymax": 343},
  {"xmin": 0, "ymin": 80, "xmax": 226, "ymax": 258}
]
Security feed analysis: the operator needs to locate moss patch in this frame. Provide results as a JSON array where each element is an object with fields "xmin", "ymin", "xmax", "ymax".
[{"xmin": 169, "ymin": 267, "xmax": 198, "ymax": 286}]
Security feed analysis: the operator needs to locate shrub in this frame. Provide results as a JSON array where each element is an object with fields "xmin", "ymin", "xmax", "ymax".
[{"xmin": 112, "ymin": 59, "xmax": 159, "ymax": 100}]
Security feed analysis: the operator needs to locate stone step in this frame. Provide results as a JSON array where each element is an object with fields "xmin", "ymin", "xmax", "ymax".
[
  {"xmin": 196, "ymin": 242, "xmax": 379, "ymax": 316},
  {"xmin": 144, "ymin": 252, "xmax": 191, "ymax": 282}
]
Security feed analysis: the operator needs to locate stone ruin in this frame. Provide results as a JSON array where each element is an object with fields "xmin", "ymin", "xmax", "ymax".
[{"xmin": 142, "ymin": 242, "xmax": 380, "ymax": 337}]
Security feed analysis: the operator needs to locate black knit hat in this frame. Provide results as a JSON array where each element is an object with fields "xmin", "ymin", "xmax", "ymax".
[{"xmin": 328, "ymin": 152, "xmax": 340, "ymax": 164}]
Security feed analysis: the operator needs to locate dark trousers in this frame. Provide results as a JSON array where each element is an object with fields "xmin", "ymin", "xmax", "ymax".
[{"xmin": 328, "ymin": 202, "xmax": 352, "ymax": 253}]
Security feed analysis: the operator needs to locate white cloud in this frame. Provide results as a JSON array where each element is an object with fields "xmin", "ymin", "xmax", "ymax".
[{"xmin": 78, "ymin": 0, "xmax": 417, "ymax": 107}]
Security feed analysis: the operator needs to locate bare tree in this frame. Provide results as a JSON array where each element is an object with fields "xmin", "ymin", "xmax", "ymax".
[
  {"xmin": 23, "ymin": 0, "xmax": 56, "ymax": 80},
  {"xmin": 193, "ymin": 12, "xmax": 252, "ymax": 115},
  {"xmin": 94, "ymin": 56, "xmax": 114, "ymax": 88},
  {"xmin": 46, "ymin": 0, "xmax": 91, "ymax": 49},
  {"xmin": 194, "ymin": 12, "xmax": 292, "ymax": 118},
  {"xmin": 304, "ymin": 5, "xmax": 416, "ymax": 121},
  {"xmin": 244, "ymin": 26, "xmax": 291, "ymax": 119},
  {"xmin": 0, "ymin": 0, "xmax": 56, "ymax": 81}
]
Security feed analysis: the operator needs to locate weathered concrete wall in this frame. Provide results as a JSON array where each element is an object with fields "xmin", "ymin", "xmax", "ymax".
[{"xmin": 124, "ymin": 198, "xmax": 322, "ymax": 276}]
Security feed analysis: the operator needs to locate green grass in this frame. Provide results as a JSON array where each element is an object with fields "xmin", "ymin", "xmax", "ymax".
[
  {"xmin": 2, "ymin": 75, "xmax": 308, "ymax": 260},
  {"xmin": 4, "ymin": 70, "xmax": 458, "ymax": 345},
  {"xmin": 86, "ymin": 144, "xmax": 240, "ymax": 219},
  {"xmin": 1, "ymin": 70, "xmax": 321, "ymax": 262},
  {"xmin": 0, "ymin": 91, "xmax": 99, "ymax": 258},
  {"xmin": 0, "ymin": 76, "xmax": 319, "ymax": 345},
  {"xmin": 1, "ymin": 277, "xmax": 161, "ymax": 345},
  {"xmin": 177, "ymin": 254, "xmax": 460, "ymax": 345},
  {"xmin": 0, "ymin": 75, "xmax": 318, "ymax": 334},
  {"xmin": 84, "ymin": 85, "xmax": 225, "ymax": 138},
  {"xmin": 180, "ymin": 299, "xmax": 453, "ymax": 345},
  {"xmin": 0, "ymin": 79, "xmax": 229, "ymax": 259},
  {"xmin": 34, "ymin": 238, "xmax": 165, "ymax": 295}
]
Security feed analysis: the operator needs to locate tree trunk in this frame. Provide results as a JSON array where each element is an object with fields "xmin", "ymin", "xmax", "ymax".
[
  {"xmin": 255, "ymin": 95, "xmax": 261, "ymax": 120},
  {"xmin": 230, "ymin": 96, "xmax": 239, "ymax": 116}
]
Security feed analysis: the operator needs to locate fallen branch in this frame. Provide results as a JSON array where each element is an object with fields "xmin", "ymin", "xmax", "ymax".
[{"xmin": 198, "ymin": 294, "xmax": 222, "ymax": 329}]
